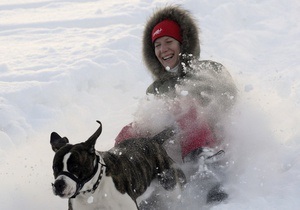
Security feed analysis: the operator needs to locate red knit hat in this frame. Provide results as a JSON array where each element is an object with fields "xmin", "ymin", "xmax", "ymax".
[{"xmin": 151, "ymin": 19, "xmax": 182, "ymax": 43}]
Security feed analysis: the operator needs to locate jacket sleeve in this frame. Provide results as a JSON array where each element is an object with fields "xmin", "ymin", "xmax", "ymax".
[{"xmin": 179, "ymin": 60, "xmax": 238, "ymax": 115}]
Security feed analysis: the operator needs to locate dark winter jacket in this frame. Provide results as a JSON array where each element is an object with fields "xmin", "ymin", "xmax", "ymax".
[{"xmin": 142, "ymin": 6, "xmax": 237, "ymax": 114}]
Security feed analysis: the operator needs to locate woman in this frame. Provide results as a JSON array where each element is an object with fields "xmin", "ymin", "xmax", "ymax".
[
  {"xmin": 115, "ymin": 5, "xmax": 237, "ymax": 207},
  {"xmin": 116, "ymin": 5, "xmax": 237, "ymax": 161}
]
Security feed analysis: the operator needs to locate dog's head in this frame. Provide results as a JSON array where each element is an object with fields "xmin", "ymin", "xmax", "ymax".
[{"xmin": 50, "ymin": 121, "xmax": 102, "ymax": 198}]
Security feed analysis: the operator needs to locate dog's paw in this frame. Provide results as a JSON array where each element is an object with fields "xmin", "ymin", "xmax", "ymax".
[{"xmin": 158, "ymin": 168, "xmax": 186, "ymax": 191}]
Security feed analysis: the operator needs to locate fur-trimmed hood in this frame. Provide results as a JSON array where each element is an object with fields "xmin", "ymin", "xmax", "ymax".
[{"xmin": 142, "ymin": 6, "xmax": 200, "ymax": 80}]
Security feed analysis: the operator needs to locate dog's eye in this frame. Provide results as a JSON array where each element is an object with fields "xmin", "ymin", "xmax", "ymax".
[
  {"xmin": 53, "ymin": 165, "xmax": 59, "ymax": 174},
  {"xmin": 70, "ymin": 164, "xmax": 79, "ymax": 172}
]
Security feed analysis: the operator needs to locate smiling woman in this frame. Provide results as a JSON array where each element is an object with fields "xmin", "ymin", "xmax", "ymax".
[
  {"xmin": 154, "ymin": 37, "xmax": 181, "ymax": 71},
  {"xmin": 114, "ymin": 5, "xmax": 238, "ymax": 209},
  {"xmin": 152, "ymin": 19, "xmax": 182, "ymax": 71},
  {"xmin": 116, "ymin": 5, "xmax": 238, "ymax": 160}
]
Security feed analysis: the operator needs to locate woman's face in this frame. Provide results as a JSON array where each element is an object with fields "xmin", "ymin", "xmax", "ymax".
[{"xmin": 154, "ymin": 36, "xmax": 181, "ymax": 70}]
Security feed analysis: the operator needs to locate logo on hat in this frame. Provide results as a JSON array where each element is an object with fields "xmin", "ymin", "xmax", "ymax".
[{"xmin": 152, "ymin": 28, "xmax": 162, "ymax": 39}]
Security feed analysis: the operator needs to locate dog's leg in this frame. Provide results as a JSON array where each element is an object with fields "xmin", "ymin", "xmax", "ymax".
[
  {"xmin": 158, "ymin": 167, "xmax": 186, "ymax": 191},
  {"xmin": 68, "ymin": 199, "xmax": 73, "ymax": 210}
]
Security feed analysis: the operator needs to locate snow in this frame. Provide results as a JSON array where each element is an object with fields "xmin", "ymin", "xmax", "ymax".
[{"xmin": 0, "ymin": 0, "xmax": 299, "ymax": 209}]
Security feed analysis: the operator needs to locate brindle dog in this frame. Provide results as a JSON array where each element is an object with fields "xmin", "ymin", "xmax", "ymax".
[{"xmin": 50, "ymin": 121, "xmax": 186, "ymax": 210}]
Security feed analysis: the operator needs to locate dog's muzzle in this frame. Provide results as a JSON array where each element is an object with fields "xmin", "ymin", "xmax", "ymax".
[
  {"xmin": 52, "ymin": 171, "xmax": 81, "ymax": 198},
  {"xmin": 52, "ymin": 155, "xmax": 105, "ymax": 199}
]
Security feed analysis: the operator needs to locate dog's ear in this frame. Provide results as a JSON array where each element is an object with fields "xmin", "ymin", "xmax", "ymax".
[
  {"xmin": 50, "ymin": 132, "xmax": 69, "ymax": 152},
  {"xmin": 85, "ymin": 120, "xmax": 102, "ymax": 154}
]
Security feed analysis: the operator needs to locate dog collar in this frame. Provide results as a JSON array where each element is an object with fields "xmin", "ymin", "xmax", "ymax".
[
  {"xmin": 80, "ymin": 155, "xmax": 105, "ymax": 196},
  {"xmin": 69, "ymin": 154, "xmax": 106, "ymax": 199}
]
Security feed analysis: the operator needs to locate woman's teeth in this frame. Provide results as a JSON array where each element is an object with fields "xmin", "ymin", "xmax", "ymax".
[{"xmin": 163, "ymin": 55, "xmax": 173, "ymax": 60}]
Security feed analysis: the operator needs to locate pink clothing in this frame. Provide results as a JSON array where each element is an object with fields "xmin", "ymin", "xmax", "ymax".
[
  {"xmin": 115, "ymin": 107, "xmax": 216, "ymax": 160},
  {"xmin": 177, "ymin": 107, "xmax": 215, "ymax": 158}
]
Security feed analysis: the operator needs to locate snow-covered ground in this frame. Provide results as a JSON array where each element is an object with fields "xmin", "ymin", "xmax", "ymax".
[{"xmin": 0, "ymin": 0, "xmax": 299, "ymax": 209}]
